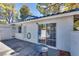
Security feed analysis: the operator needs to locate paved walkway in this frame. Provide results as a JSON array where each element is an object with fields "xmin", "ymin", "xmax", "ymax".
[
  {"xmin": 0, "ymin": 42, "xmax": 14, "ymax": 56},
  {"xmin": 0, "ymin": 39, "xmax": 59, "ymax": 56}
]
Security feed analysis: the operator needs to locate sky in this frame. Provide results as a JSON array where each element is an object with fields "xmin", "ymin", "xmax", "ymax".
[{"xmin": 15, "ymin": 3, "xmax": 43, "ymax": 17}]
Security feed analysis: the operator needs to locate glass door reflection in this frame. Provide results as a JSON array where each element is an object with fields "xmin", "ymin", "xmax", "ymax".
[{"xmin": 38, "ymin": 23, "xmax": 56, "ymax": 47}]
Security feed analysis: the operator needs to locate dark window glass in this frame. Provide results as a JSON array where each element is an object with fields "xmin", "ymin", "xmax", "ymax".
[
  {"xmin": 46, "ymin": 23, "xmax": 56, "ymax": 47},
  {"xmin": 38, "ymin": 23, "xmax": 56, "ymax": 47},
  {"xmin": 18, "ymin": 26, "xmax": 22, "ymax": 33}
]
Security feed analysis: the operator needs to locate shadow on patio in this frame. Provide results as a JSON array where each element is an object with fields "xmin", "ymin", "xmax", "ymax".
[{"xmin": 0, "ymin": 39, "xmax": 59, "ymax": 56}]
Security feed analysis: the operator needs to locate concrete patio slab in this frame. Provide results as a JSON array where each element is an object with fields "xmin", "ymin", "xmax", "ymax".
[
  {"xmin": 0, "ymin": 42, "xmax": 14, "ymax": 56},
  {"xmin": 0, "ymin": 39, "xmax": 59, "ymax": 56}
]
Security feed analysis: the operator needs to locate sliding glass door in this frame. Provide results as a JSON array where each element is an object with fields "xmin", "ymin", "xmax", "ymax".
[
  {"xmin": 46, "ymin": 23, "xmax": 56, "ymax": 47},
  {"xmin": 38, "ymin": 23, "xmax": 56, "ymax": 47}
]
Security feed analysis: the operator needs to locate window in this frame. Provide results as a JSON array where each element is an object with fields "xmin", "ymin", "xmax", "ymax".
[
  {"xmin": 18, "ymin": 26, "xmax": 22, "ymax": 33},
  {"xmin": 38, "ymin": 23, "xmax": 56, "ymax": 47},
  {"xmin": 74, "ymin": 15, "xmax": 79, "ymax": 31},
  {"xmin": 46, "ymin": 23, "xmax": 56, "ymax": 46}
]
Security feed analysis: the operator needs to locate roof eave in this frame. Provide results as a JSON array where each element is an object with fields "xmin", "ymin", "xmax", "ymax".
[{"xmin": 11, "ymin": 11, "xmax": 79, "ymax": 25}]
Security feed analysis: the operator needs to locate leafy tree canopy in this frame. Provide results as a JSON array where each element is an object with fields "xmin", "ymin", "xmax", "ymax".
[
  {"xmin": 36, "ymin": 3, "xmax": 79, "ymax": 16},
  {"xmin": 0, "ymin": 3, "xmax": 17, "ymax": 23},
  {"xmin": 36, "ymin": 3, "xmax": 60, "ymax": 15},
  {"xmin": 20, "ymin": 4, "xmax": 31, "ymax": 20}
]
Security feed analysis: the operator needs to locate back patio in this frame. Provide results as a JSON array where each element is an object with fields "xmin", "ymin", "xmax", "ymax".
[
  {"xmin": 0, "ymin": 39, "xmax": 60, "ymax": 56},
  {"xmin": 1, "ymin": 9, "xmax": 79, "ymax": 56}
]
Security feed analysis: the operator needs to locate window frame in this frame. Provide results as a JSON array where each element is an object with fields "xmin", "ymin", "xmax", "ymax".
[
  {"xmin": 18, "ymin": 25, "xmax": 22, "ymax": 33},
  {"xmin": 38, "ymin": 23, "xmax": 56, "ymax": 47},
  {"xmin": 73, "ymin": 15, "xmax": 79, "ymax": 31}
]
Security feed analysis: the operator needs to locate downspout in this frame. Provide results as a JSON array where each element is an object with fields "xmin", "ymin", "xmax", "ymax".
[{"xmin": 36, "ymin": 22, "xmax": 39, "ymax": 43}]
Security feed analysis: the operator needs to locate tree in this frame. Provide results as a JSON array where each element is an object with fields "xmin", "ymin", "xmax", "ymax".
[
  {"xmin": 36, "ymin": 3, "xmax": 60, "ymax": 15},
  {"xmin": 47, "ymin": 3, "xmax": 60, "ymax": 14},
  {"xmin": 36, "ymin": 3, "xmax": 48, "ymax": 15},
  {"xmin": 37, "ymin": 3, "xmax": 79, "ymax": 16},
  {"xmin": 0, "ymin": 3, "xmax": 17, "ymax": 23},
  {"xmin": 20, "ymin": 4, "xmax": 30, "ymax": 20},
  {"xmin": 64, "ymin": 3, "xmax": 79, "ymax": 11}
]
